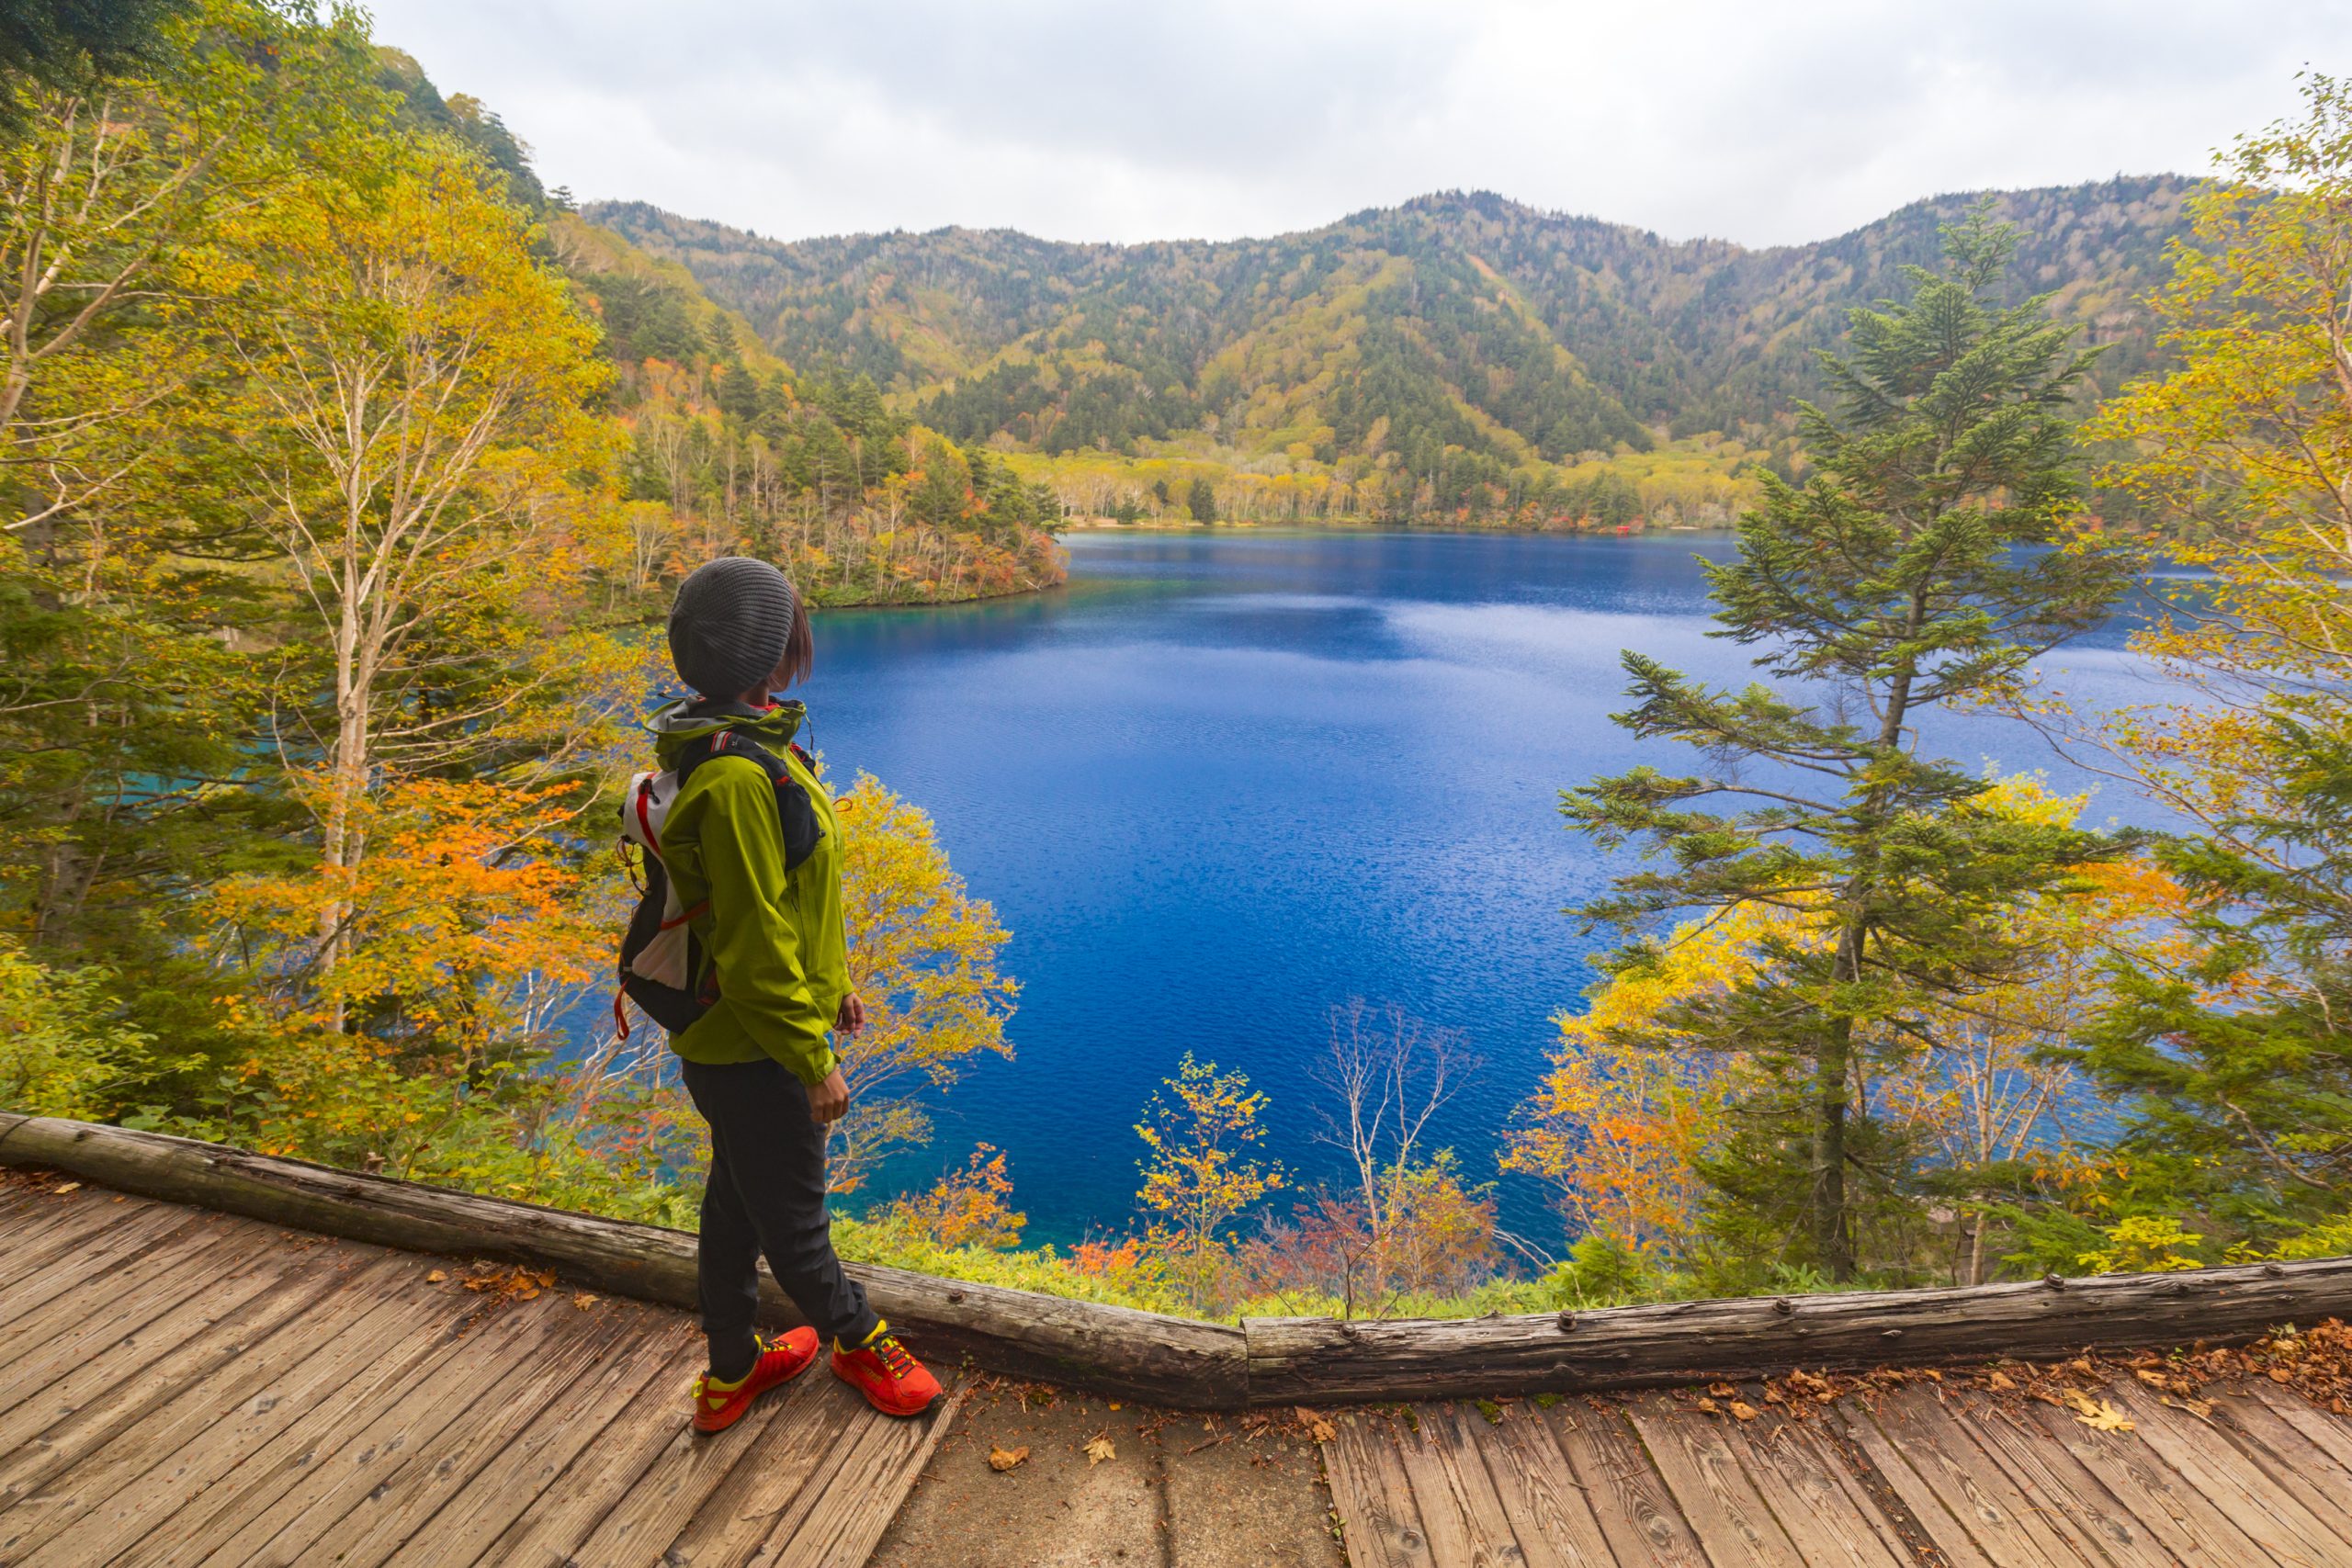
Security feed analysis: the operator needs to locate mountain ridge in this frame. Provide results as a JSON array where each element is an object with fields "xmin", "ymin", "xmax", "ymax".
[{"xmin": 590, "ymin": 177, "xmax": 2194, "ymax": 526}]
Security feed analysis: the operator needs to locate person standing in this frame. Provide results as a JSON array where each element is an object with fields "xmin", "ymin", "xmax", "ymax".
[{"xmin": 650, "ymin": 557, "xmax": 942, "ymax": 1432}]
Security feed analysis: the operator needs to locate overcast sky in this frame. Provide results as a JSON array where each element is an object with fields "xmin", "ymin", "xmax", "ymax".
[{"xmin": 368, "ymin": 0, "xmax": 2352, "ymax": 249}]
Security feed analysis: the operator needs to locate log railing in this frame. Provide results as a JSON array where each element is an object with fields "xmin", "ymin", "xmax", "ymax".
[{"xmin": 6, "ymin": 1112, "xmax": 2350, "ymax": 1409}]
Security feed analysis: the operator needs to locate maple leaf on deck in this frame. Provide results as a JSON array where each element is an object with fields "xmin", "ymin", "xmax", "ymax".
[{"xmin": 1084, "ymin": 1436, "xmax": 1115, "ymax": 1466}]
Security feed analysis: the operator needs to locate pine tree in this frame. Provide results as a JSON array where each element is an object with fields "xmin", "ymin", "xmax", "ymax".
[
  {"xmin": 1187, "ymin": 476, "xmax": 1217, "ymax": 525},
  {"xmin": 1561, "ymin": 209, "xmax": 2131, "ymax": 1280}
]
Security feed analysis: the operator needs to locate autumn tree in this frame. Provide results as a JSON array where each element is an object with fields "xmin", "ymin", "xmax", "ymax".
[
  {"xmin": 0, "ymin": 1, "xmax": 378, "ymax": 967},
  {"xmin": 1563, "ymin": 209, "xmax": 2129, "ymax": 1280},
  {"xmin": 1136, "ymin": 1053, "xmax": 1283, "ymax": 1313},
  {"xmin": 200, "ymin": 123, "xmax": 623, "ymax": 992},
  {"xmin": 2066, "ymin": 74, "xmax": 2352, "ymax": 1248},
  {"xmin": 824, "ymin": 773, "xmax": 1017, "ymax": 1190}
]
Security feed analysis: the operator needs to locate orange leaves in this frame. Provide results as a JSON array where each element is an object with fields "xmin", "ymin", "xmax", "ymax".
[{"xmin": 881, "ymin": 1144, "xmax": 1027, "ymax": 1252}]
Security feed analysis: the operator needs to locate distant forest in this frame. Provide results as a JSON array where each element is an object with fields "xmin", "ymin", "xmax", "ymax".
[{"xmin": 593, "ymin": 182, "xmax": 2191, "ymax": 528}]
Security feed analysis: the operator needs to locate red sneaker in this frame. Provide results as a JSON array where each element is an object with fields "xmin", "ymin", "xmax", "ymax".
[
  {"xmin": 831, "ymin": 1322, "xmax": 941, "ymax": 1416},
  {"xmin": 690, "ymin": 1327, "xmax": 820, "ymax": 1433}
]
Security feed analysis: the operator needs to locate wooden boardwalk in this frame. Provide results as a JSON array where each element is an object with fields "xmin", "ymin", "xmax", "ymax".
[
  {"xmin": 1325, "ymin": 1381, "xmax": 2352, "ymax": 1566},
  {"xmin": 0, "ymin": 1180, "xmax": 958, "ymax": 1568}
]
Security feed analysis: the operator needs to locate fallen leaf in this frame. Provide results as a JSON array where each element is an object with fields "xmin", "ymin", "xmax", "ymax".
[
  {"xmin": 1708, "ymin": 1382, "xmax": 1736, "ymax": 1397},
  {"xmin": 1295, "ymin": 1405, "xmax": 1336, "ymax": 1444},
  {"xmin": 424, "ymin": 1269, "xmax": 447, "ymax": 1284},
  {"xmin": 1084, "ymin": 1436, "xmax": 1116, "ymax": 1466},
  {"xmin": 1108, "ymin": 1401, "xmax": 1123, "ymax": 1411},
  {"xmin": 572, "ymin": 1292, "xmax": 598, "ymax": 1309},
  {"xmin": 1695, "ymin": 1397, "xmax": 1721, "ymax": 1415},
  {"xmin": 2269, "ymin": 1368, "xmax": 2293, "ymax": 1384},
  {"xmin": 51, "ymin": 1182, "xmax": 79, "ymax": 1194},
  {"xmin": 1988, "ymin": 1371, "xmax": 2018, "ymax": 1392},
  {"xmin": 1728, "ymin": 1401, "xmax": 1759, "ymax": 1422},
  {"xmin": 2070, "ymin": 1396, "xmax": 2134, "ymax": 1433},
  {"xmin": 988, "ymin": 1445, "xmax": 1029, "ymax": 1473},
  {"xmin": 2134, "ymin": 1369, "xmax": 2169, "ymax": 1389}
]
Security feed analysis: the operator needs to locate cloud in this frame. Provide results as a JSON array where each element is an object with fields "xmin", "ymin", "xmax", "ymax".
[{"xmin": 368, "ymin": 0, "xmax": 2351, "ymax": 246}]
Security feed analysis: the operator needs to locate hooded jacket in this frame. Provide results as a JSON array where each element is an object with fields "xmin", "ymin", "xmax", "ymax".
[{"xmin": 649, "ymin": 699, "xmax": 849, "ymax": 1086}]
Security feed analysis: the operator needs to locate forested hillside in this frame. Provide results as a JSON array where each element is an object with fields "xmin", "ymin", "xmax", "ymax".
[{"xmin": 594, "ymin": 181, "xmax": 2190, "ymax": 528}]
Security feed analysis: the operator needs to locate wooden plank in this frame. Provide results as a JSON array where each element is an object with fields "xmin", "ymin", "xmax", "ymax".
[
  {"xmin": 277, "ymin": 1301, "xmax": 648, "ymax": 1568},
  {"xmin": 1548, "ymin": 1401, "xmax": 1709, "ymax": 1568},
  {"xmin": 759, "ymin": 1383, "xmax": 969, "ymax": 1568},
  {"xmin": 374, "ymin": 1319, "xmax": 698, "ymax": 1568},
  {"xmin": 1928, "ymin": 1392, "xmax": 2171, "ymax": 1567},
  {"xmin": 2022, "ymin": 1396, "xmax": 2272, "ymax": 1567},
  {"xmin": 0, "ymin": 1194, "xmax": 135, "ymax": 1287},
  {"xmin": 0, "ymin": 1224, "xmax": 265, "ymax": 1416},
  {"xmin": 468, "ymin": 1337, "xmax": 721, "ymax": 1568},
  {"xmin": 0, "ymin": 1258, "xmax": 452, "ymax": 1564},
  {"xmin": 1326, "ymin": 1412, "xmax": 1437, "ymax": 1568},
  {"xmin": 1623, "ymin": 1397, "xmax": 1804, "ymax": 1568},
  {"xmin": 1714, "ymin": 1413, "xmax": 1908, "ymax": 1568},
  {"xmin": 0, "ymin": 1247, "xmax": 365, "ymax": 1507},
  {"xmin": 1829, "ymin": 1398, "xmax": 1999, "ymax": 1568},
  {"xmin": 652, "ymin": 1375, "xmax": 872, "ymax": 1568},
  {"xmin": 0, "ymin": 1115, "xmax": 1248, "ymax": 1407},
  {"xmin": 2132, "ymin": 1377, "xmax": 2352, "ymax": 1547},
  {"xmin": 561, "ymin": 1367, "xmax": 834, "ymax": 1566},
  {"xmin": 0, "ymin": 1202, "xmax": 199, "ymax": 1332},
  {"xmin": 2212, "ymin": 1383, "xmax": 2352, "ymax": 1494},
  {"xmin": 148, "ymin": 1292, "xmax": 571, "ymax": 1568},
  {"xmin": 1860, "ymin": 1388, "xmax": 2098, "ymax": 1568},
  {"xmin": 2243, "ymin": 1380, "xmax": 2352, "ymax": 1478},
  {"xmin": 1465, "ymin": 1403, "xmax": 1622, "ymax": 1568},
  {"xmin": 1388, "ymin": 1404, "xmax": 1522, "ymax": 1568},
  {"xmin": 2106, "ymin": 1378, "xmax": 2352, "ymax": 1563}
]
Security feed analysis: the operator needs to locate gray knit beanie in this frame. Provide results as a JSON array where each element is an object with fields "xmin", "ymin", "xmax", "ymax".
[{"xmin": 668, "ymin": 558, "xmax": 796, "ymax": 698}]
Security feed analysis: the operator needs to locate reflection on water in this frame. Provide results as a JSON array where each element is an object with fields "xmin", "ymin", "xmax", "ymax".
[{"xmin": 692, "ymin": 530, "xmax": 2179, "ymax": 1247}]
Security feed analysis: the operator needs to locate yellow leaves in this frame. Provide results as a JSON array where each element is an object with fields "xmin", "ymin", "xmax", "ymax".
[
  {"xmin": 424, "ymin": 1269, "xmax": 447, "ymax": 1284},
  {"xmin": 986, "ymin": 1445, "xmax": 1029, "ymax": 1472},
  {"xmin": 2064, "ymin": 1391, "xmax": 2134, "ymax": 1434},
  {"xmin": 2077, "ymin": 1216, "xmax": 2205, "ymax": 1275},
  {"xmin": 1295, "ymin": 1406, "xmax": 1336, "ymax": 1444},
  {"xmin": 1083, "ymin": 1435, "xmax": 1116, "ymax": 1466}
]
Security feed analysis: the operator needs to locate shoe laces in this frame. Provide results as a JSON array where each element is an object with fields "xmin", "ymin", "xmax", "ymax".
[{"xmin": 870, "ymin": 1333, "xmax": 916, "ymax": 1379}]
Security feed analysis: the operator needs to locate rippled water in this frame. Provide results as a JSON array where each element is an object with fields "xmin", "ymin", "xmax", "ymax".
[{"xmin": 722, "ymin": 529, "xmax": 2178, "ymax": 1247}]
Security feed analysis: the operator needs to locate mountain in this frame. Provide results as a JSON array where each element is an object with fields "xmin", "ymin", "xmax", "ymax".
[{"xmin": 588, "ymin": 182, "xmax": 2192, "ymax": 527}]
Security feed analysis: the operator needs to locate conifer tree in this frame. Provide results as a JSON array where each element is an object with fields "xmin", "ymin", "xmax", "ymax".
[{"xmin": 1562, "ymin": 209, "xmax": 2130, "ymax": 1280}]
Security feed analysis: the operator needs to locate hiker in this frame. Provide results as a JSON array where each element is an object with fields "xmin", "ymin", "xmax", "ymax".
[{"xmin": 639, "ymin": 557, "xmax": 942, "ymax": 1433}]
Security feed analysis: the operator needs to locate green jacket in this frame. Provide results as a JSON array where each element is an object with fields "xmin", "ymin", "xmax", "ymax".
[{"xmin": 650, "ymin": 700, "xmax": 848, "ymax": 1086}]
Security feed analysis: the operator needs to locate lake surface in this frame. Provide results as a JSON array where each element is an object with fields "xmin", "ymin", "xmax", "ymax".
[{"xmin": 759, "ymin": 529, "xmax": 2177, "ymax": 1250}]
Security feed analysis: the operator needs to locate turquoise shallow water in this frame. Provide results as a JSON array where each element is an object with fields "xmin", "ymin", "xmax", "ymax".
[{"xmin": 682, "ymin": 529, "xmax": 2177, "ymax": 1250}]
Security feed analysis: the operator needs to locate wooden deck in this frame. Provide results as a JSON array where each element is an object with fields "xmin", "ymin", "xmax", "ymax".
[
  {"xmin": 1324, "ymin": 1379, "xmax": 2352, "ymax": 1566},
  {"xmin": 0, "ymin": 1180, "xmax": 958, "ymax": 1568}
]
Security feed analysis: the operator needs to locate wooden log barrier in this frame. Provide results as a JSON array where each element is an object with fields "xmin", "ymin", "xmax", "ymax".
[
  {"xmin": 9, "ymin": 1113, "xmax": 2352, "ymax": 1407},
  {"xmin": 0, "ymin": 1113, "xmax": 1245, "ymax": 1408}
]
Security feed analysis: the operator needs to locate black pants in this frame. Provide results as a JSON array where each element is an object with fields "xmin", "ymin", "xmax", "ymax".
[{"xmin": 682, "ymin": 1056, "xmax": 878, "ymax": 1378}]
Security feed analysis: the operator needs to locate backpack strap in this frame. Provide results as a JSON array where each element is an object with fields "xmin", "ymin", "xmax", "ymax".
[{"xmin": 675, "ymin": 729, "xmax": 824, "ymax": 872}]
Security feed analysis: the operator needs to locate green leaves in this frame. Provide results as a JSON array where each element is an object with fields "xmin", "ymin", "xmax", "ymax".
[{"xmin": 1560, "ymin": 208, "xmax": 2130, "ymax": 1280}]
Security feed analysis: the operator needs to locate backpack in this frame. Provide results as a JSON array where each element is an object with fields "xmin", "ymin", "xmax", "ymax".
[{"xmin": 614, "ymin": 728, "xmax": 824, "ymax": 1039}]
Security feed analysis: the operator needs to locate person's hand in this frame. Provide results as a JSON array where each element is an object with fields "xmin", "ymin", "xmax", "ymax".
[
  {"xmin": 835, "ymin": 992, "xmax": 866, "ymax": 1038},
  {"xmin": 808, "ymin": 1067, "xmax": 849, "ymax": 1126}
]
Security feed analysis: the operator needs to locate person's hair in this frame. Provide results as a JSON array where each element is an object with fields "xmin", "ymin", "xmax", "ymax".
[{"xmin": 776, "ymin": 582, "xmax": 814, "ymax": 690}]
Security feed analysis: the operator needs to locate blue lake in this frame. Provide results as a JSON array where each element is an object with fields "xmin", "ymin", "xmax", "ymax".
[{"xmin": 732, "ymin": 529, "xmax": 2178, "ymax": 1250}]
